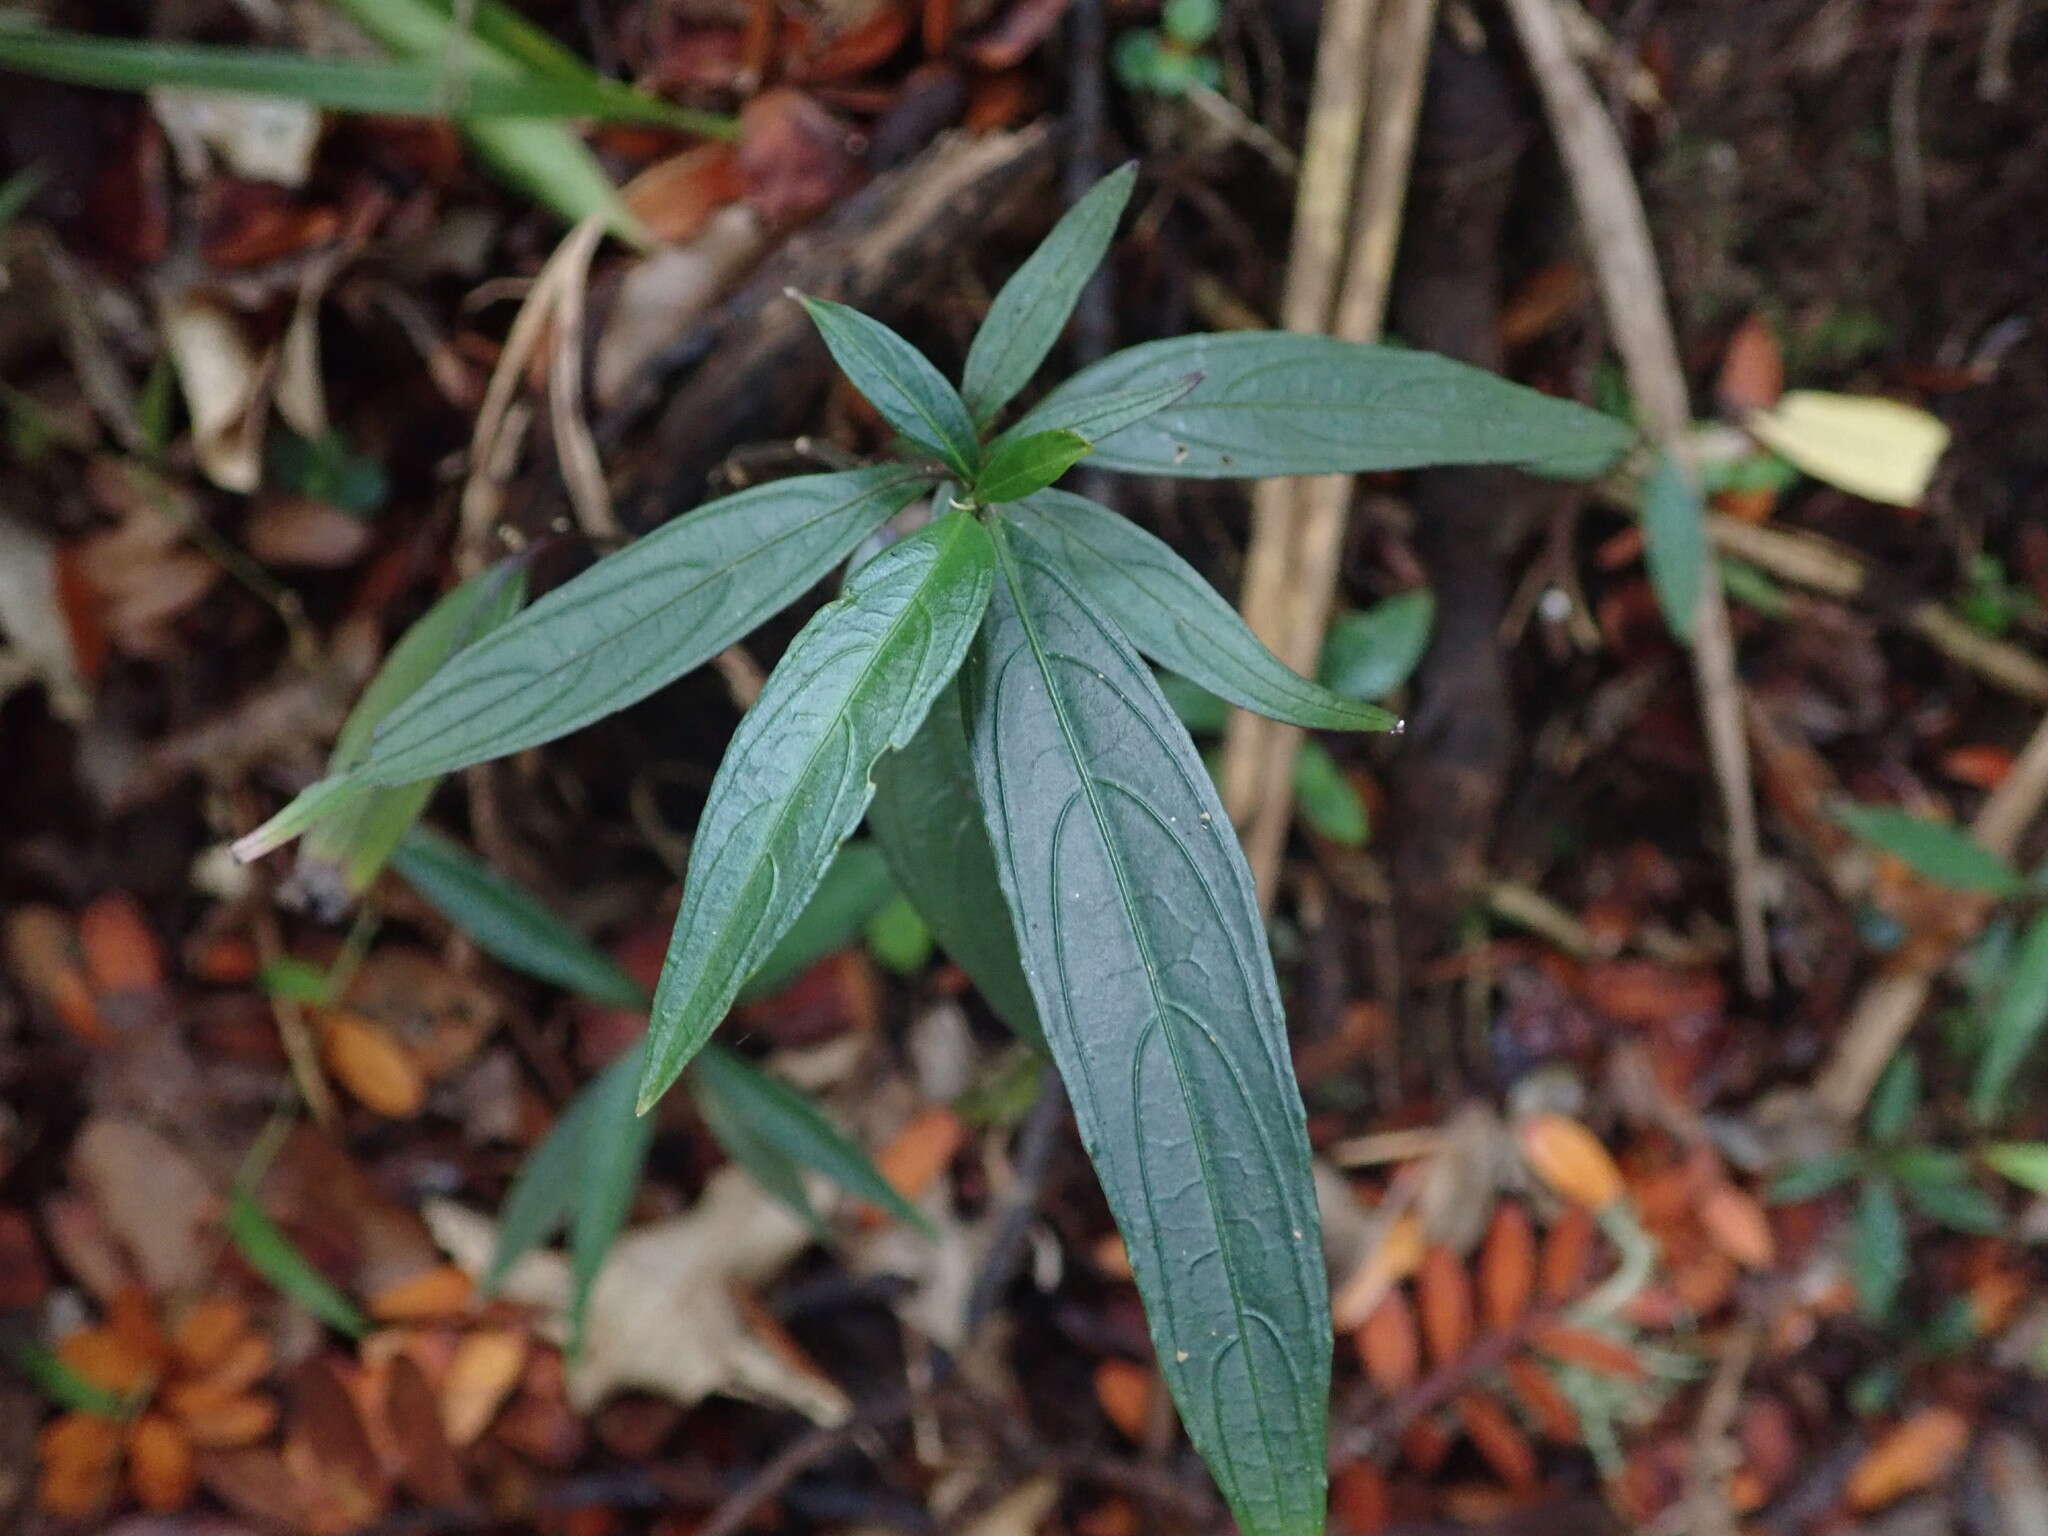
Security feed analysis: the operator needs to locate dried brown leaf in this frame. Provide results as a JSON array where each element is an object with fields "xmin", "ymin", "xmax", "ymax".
[
  {"xmin": 1417, "ymin": 1244, "xmax": 1474, "ymax": 1368},
  {"xmin": 1478, "ymin": 1202, "xmax": 1536, "ymax": 1331},
  {"xmin": 1846, "ymin": 1407, "xmax": 1970, "ymax": 1512},
  {"xmin": 1354, "ymin": 1291, "xmax": 1422, "ymax": 1394}
]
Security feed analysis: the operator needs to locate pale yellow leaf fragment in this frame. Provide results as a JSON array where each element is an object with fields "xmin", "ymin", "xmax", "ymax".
[{"xmin": 1747, "ymin": 390, "xmax": 1951, "ymax": 507}]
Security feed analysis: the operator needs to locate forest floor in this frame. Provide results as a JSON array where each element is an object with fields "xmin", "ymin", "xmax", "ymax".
[{"xmin": 2, "ymin": 1, "xmax": 2047, "ymax": 1534}]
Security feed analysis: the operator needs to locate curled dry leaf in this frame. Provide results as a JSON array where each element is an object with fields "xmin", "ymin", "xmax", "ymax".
[
  {"xmin": 1354, "ymin": 1291, "xmax": 1421, "ymax": 1393},
  {"xmin": 1093, "ymin": 1358, "xmax": 1156, "ymax": 1442},
  {"xmin": 1716, "ymin": 313, "xmax": 1784, "ymax": 414},
  {"xmin": 78, "ymin": 894, "xmax": 164, "ymax": 995},
  {"xmin": 70, "ymin": 1118, "xmax": 218, "ymax": 1295},
  {"xmin": 1478, "ymin": 1202, "xmax": 1536, "ymax": 1331},
  {"xmin": 1417, "ymin": 1244, "xmax": 1474, "ymax": 1368},
  {"xmin": 246, "ymin": 497, "xmax": 376, "ymax": 569},
  {"xmin": 1518, "ymin": 1114, "xmax": 1623, "ymax": 1213},
  {"xmin": 157, "ymin": 290, "xmax": 270, "ymax": 493},
  {"xmin": 440, "ymin": 1329, "xmax": 528, "ymax": 1446},
  {"xmin": 737, "ymin": 88, "xmax": 859, "ymax": 226},
  {"xmin": 149, "ymin": 89, "xmax": 323, "ymax": 187},
  {"xmin": 1846, "ymin": 1407, "xmax": 1970, "ymax": 1512},
  {"xmin": 318, "ymin": 1011, "xmax": 428, "ymax": 1119}
]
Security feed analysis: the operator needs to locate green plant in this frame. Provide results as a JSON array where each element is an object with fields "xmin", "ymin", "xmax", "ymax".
[
  {"xmin": 0, "ymin": 0, "xmax": 735, "ymax": 237},
  {"xmin": 236, "ymin": 163, "xmax": 1632, "ymax": 1536},
  {"xmin": 1834, "ymin": 802, "xmax": 2048, "ymax": 1117},
  {"xmin": 1114, "ymin": 0, "xmax": 1223, "ymax": 96}
]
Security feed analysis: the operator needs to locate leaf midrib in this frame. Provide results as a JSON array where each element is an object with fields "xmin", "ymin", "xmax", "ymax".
[
  {"xmin": 366, "ymin": 470, "xmax": 925, "ymax": 780},
  {"xmin": 652, "ymin": 519, "xmax": 977, "ymax": 1093},
  {"xmin": 989, "ymin": 524, "xmax": 1289, "ymax": 1514}
]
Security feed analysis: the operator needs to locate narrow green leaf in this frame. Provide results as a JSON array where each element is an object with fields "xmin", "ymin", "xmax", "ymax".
[
  {"xmin": 1319, "ymin": 591, "xmax": 1434, "ymax": 702},
  {"xmin": 1897, "ymin": 1176, "xmax": 2004, "ymax": 1235},
  {"xmin": 692, "ymin": 1059, "xmax": 822, "ymax": 1233},
  {"xmin": 964, "ymin": 519, "xmax": 1329, "ymax": 1536},
  {"xmin": 1851, "ymin": 1178, "xmax": 1907, "ymax": 1321},
  {"xmin": 961, "ymin": 162, "xmax": 1136, "ymax": 426},
  {"xmin": 1884, "ymin": 1145, "xmax": 1962, "ymax": 1189},
  {"xmin": 1005, "ymin": 490, "xmax": 1394, "ymax": 732},
  {"xmin": 691, "ymin": 1044, "xmax": 931, "ymax": 1230},
  {"xmin": 296, "ymin": 560, "xmax": 528, "ymax": 895},
  {"xmin": 1867, "ymin": 1051, "xmax": 1922, "ymax": 1144},
  {"xmin": 1158, "ymin": 671, "xmax": 1230, "ymax": 734},
  {"xmin": 487, "ymin": 1050, "xmax": 635, "ymax": 1290},
  {"xmin": 568, "ymin": 1051, "xmax": 654, "ymax": 1348},
  {"xmin": 737, "ymin": 842, "xmax": 897, "ymax": 1003},
  {"xmin": 1831, "ymin": 803, "xmax": 2023, "ymax": 897},
  {"xmin": 1973, "ymin": 909, "xmax": 2048, "ymax": 1118},
  {"xmin": 973, "ymin": 429, "xmax": 1091, "ymax": 504},
  {"xmin": 1032, "ymin": 332, "xmax": 1634, "ymax": 480},
  {"xmin": 1982, "ymin": 1142, "xmax": 2048, "ymax": 1195},
  {"xmin": 640, "ymin": 514, "xmax": 997, "ymax": 1112},
  {"xmin": 226, "ymin": 1190, "xmax": 369, "ymax": 1337},
  {"xmin": 391, "ymin": 827, "xmax": 646, "ymax": 1010},
  {"xmin": 1641, "ymin": 450, "xmax": 1705, "ymax": 644},
  {"xmin": 869, "ymin": 682, "xmax": 1043, "ymax": 1043},
  {"xmin": 1769, "ymin": 1153, "xmax": 1860, "ymax": 1203},
  {"xmin": 10, "ymin": 1341, "xmax": 133, "ymax": 1417},
  {"xmin": 1292, "ymin": 740, "xmax": 1367, "ymax": 847},
  {"xmin": 317, "ymin": 468, "xmax": 924, "ymax": 796},
  {"xmin": 0, "ymin": 22, "xmax": 689, "ymax": 123},
  {"xmin": 462, "ymin": 117, "xmax": 644, "ymax": 243},
  {"xmin": 998, "ymin": 374, "xmax": 1203, "ymax": 450},
  {"xmin": 797, "ymin": 297, "xmax": 980, "ymax": 482}
]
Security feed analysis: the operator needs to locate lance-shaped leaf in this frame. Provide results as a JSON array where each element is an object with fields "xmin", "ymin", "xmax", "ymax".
[
  {"xmin": 962, "ymin": 161, "xmax": 1135, "ymax": 426},
  {"xmin": 798, "ymin": 297, "xmax": 980, "ymax": 482},
  {"xmin": 997, "ymin": 373, "xmax": 1203, "ymax": 450},
  {"xmin": 1033, "ymin": 332, "xmax": 1635, "ymax": 480},
  {"xmin": 242, "ymin": 469, "xmax": 928, "ymax": 853},
  {"xmin": 640, "ymin": 513, "xmax": 997, "ymax": 1111},
  {"xmin": 1830, "ymin": 803, "xmax": 2022, "ymax": 897},
  {"xmin": 964, "ymin": 520, "xmax": 1330, "ymax": 1536},
  {"xmin": 688, "ymin": 1044, "xmax": 931, "ymax": 1232},
  {"xmin": 1005, "ymin": 490, "xmax": 1394, "ymax": 732},
  {"xmin": 869, "ymin": 683, "xmax": 1042, "ymax": 1043},
  {"xmin": 973, "ymin": 430, "xmax": 1091, "ymax": 504},
  {"xmin": 391, "ymin": 826, "xmax": 645, "ymax": 1010},
  {"xmin": 285, "ymin": 560, "xmax": 527, "ymax": 894},
  {"xmin": 1642, "ymin": 449, "xmax": 1705, "ymax": 644}
]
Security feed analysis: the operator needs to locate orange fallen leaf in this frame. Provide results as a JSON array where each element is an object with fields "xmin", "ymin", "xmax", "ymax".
[
  {"xmin": 1504, "ymin": 1357, "xmax": 1579, "ymax": 1443},
  {"xmin": 1519, "ymin": 1114, "xmax": 1623, "ymax": 1213},
  {"xmin": 368, "ymin": 1264, "xmax": 475, "ymax": 1323},
  {"xmin": 1329, "ymin": 1461, "xmax": 1391, "ymax": 1535},
  {"xmin": 1458, "ymin": 1392, "xmax": 1539, "ymax": 1488},
  {"xmin": 1398, "ymin": 1413, "xmax": 1455, "ymax": 1473},
  {"xmin": 1698, "ymin": 1183, "xmax": 1775, "ymax": 1270},
  {"xmin": 1090, "ymin": 1232, "xmax": 1132, "ymax": 1279},
  {"xmin": 440, "ymin": 1328, "xmax": 528, "ymax": 1446},
  {"xmin": 78, "ymin": 892, "xmax": 164, "ymax": 994},
  {"xmin": 176, "ymin": 1392, "xmax": 280, "ymax": 1449},
  {"xmin": 863, "ymin": 1106, "xmax": 964, "ymax": 1224},
  {"xmin": 1540, "ymin": 1206, "xmax": 1597, "ymax": 1304},
  {"xmin": 1529, "ymin": 1323, "xmax": 1646, "ymax": 1381},
  {"xmin": 1093, "ymin": 1358, "xmax": 1154, "ymax": 1442},
  {"xmin": 1416, "ymin": 1245, "xmax": 1473, "ymax": 1368},
  {"xmin": 1717, "ymin": 313, "xmax": 1784, "ymax": 414},
  {"xmin": 1332, "ymin": 1209, "xmax": 1425, "ymax": 1330},
  {"xmin": 1478, "ymin": 1202, "xmax": 1536, "ymax": 1331},
  {"xmin": 59, "ymin": 1323, "xmax": 157, "ymax": 1397},
  {"xmin": 171, "ymin": 1296, "xmax": 251, "ymax": 1374},
  {"xmin": 1354, "ymin": 1292, "xmax": 1421, "ymax": 1394},
  {"xmin": 37, "ymin": 1410, "xmax": 123, "ymax": 1518},
  {"xmin": 1846, "ymin": 1407, "xmax": 1970, "ymax": 1512},
  {"xmin": 127, "ymin": 1411, "xmax": 197, "ymax": 1512},
  {"xmin": 319, "ymin": 1010, "xmax": 428, "ymax": 1118},
  {"xmin": 1942, "ymin": 744, "xmax": 2014, "ymax": 791}
]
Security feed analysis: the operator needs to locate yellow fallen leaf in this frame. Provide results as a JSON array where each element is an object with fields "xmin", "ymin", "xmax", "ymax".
[{"xmin": 1746, "ymin": 390, "xmax": 1950, "ymax": 507}]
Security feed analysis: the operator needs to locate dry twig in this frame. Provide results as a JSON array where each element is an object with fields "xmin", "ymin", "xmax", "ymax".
[
  {"xmin": 1502, "ymin": 0, "xmax": 1772, "ymax": 996},
  {"xmin": 1221, "ymin": 0, "xmax": 1440, "ymax": 909}
]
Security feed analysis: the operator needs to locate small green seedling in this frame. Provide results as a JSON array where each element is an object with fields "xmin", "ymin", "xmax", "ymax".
[
  {"xmin": 1115, "ymin": 0, "xmax": 1224, "ymax": 96},
  {"xmin": 237, "ymin": 163, "xmax": 1631, "ymax": 1536},
  {"xmin": 1834, "ymin": 801, "xmax": 2048, "ymax": 1119}
]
